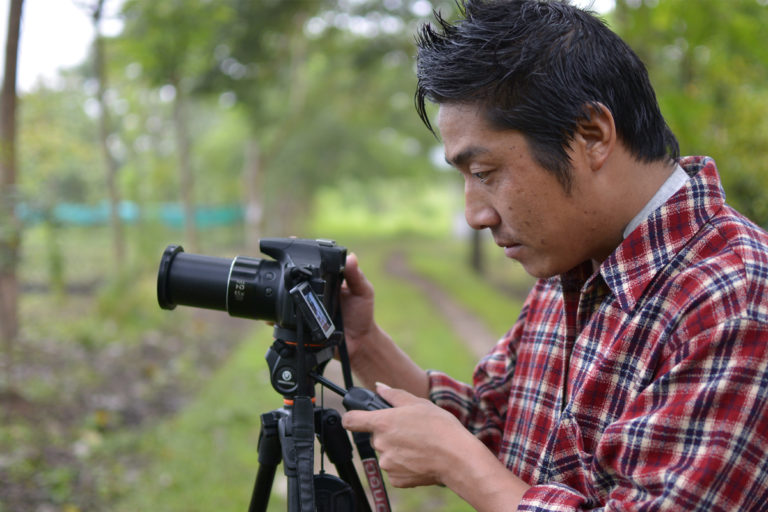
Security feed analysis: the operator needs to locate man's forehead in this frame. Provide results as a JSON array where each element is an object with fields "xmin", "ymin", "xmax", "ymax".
[{"xmin": 437, "ymin": 103, "xmax": 489, "ymax": 165}]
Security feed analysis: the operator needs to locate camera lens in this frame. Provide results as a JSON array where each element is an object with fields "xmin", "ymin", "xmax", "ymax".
[
  {"xmin": 157, "ymin": 245, "xmax": 232, "ymax": 311},
  {"xmin": 157, "ymin": 245, "xmax": 283, "ymax": 322},
  {"xmin": 225, "ymin": 255, "xmax": 282, "ymax": 320}
]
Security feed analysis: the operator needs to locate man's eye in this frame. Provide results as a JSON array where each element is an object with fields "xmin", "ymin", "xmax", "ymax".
[{"xmin": 473, "ymin": 171, "xmax": 492, "ymax": 183}]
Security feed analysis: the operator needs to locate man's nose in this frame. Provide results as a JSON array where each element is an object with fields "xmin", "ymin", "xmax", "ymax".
[{"xmin": 464, "ymin": 186, "xmax": 499, "ymax": 230}]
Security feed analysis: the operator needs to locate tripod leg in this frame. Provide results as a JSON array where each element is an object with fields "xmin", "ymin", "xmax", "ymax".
[
  {"xmin": 277, "ymin": 397, "xmax": 317, "ymax": 512},
  {"xmin": 294, "ymin": 396, "xmax": 318, "ymax": 511},
  {"xmin": 249, "ymin": 411, "xmax": 284, "ymax": 512},
  {"xmin": 316, "ymin": 408, "xmax": 372, "ymax": 512}
]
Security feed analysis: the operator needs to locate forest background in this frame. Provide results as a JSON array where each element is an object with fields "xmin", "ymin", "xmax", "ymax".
[{"xmin": 1, "ymin": 0, "xmax": 768, "ymax": 511}]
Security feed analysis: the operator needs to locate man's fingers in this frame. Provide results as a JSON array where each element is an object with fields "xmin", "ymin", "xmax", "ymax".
[
  {"xmin": 342, "ymin": 385, "xmax": 423, "ymax": 433},
  {"xmin": 376, "ymin": 383, "xmax": 423, "ymax": 407},
  {"xmin": 343, "ymin": 253, "xmax": 369, "ymax": 295},
  {"xmin": 342, "ymin": 410, "xmax": 378, "ymax": 432}
]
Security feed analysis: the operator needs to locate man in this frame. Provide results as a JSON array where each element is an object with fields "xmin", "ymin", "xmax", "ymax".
[{"xmin": 342, "ymin": 1, "xmax": 768, "ymax": 510}]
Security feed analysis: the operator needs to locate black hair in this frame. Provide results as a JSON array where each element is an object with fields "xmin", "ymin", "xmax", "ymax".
[{"xmin": 415, "ymin": 0, "xmax": 679, "ymax": 188}]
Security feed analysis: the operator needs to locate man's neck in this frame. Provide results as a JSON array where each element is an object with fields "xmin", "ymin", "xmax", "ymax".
[
  {"xmin": 590, "ymin": 158, "xmax": 680, "ymax": 273},
  {"xmin": 622, "ymin": 163, "xmax": 689, "ymax": 239}
]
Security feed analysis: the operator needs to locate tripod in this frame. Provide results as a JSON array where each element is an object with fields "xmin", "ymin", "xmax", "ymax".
[{"xmin": 247, "ymin": 315, "xmax": 392, "ymax": 512}]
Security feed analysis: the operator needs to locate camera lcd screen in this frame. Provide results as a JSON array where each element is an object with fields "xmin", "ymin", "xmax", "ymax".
[{"xmin": 292, "ymin": 281, "xmax": 335, "ymax": 339}]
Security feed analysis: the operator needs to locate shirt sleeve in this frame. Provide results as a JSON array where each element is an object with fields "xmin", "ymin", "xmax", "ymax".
[
  {"xmin": 517, "ymin": 316, "xmax": 768, "ymax": 511},
  {"xmin": 428, "ymin": 317, "xmax": 524, "ymax": 454},
  {"xmin": 427, "ymin": 367, "xmax": 507, "ymax": 455}
]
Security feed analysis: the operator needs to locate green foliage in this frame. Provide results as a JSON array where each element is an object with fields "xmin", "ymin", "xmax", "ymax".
[
  {"xmin": 309, "ymin": 178, "xmax": 461, "ymax": 238},
  {"xmin": 13, "ymin": 1, "xmax": 460, "ymax": 240},
  {"xmin": 611, "ymin": 0, "xmax": 768, "ymax": 226},
  {"xmin": 120, "ymin": 0, "xmax": 231, "ymax": 86},
  {"xmin": 190, "ymin": 103, "xmax": 250, "ymax": 203},
  {"xmin": 18, "ymin": 86, "xmax": 101, "ymax": 205}
]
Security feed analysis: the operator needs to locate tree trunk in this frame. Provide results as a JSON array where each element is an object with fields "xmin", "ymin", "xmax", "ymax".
[
  {"xmin": 0, "ymin": 0, "xmax": 24, "ymax": 390},
  {"xmin": 252, "ymin": 13, "xmax": 309, "ymax": 240},
  {"xmin": 172, "ymin": 78, "xmax": 198, "ymax": 252},
  {"xmin": 93, "ymin": 0, "xmax": 125, "ymax": 267},
  {"xmin": 243, "ymin": 139, "xmax": 262, "ymax": 253}
]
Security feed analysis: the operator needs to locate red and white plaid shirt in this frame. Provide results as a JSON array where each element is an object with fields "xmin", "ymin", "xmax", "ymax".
[{"xmin": 429, "ymin": 156, "xmax": 768, "ymax": 511}]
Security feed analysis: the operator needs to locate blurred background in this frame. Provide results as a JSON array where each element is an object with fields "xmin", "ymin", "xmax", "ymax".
[{"xmin": 1, "ymin": 0, "xmax": 767, "ymax": 510}]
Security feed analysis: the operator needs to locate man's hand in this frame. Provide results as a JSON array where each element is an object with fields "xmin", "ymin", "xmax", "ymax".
[
  {"xmin": 342, "ymin": 383, "xmax": 472, "ymax": 488},
  {"xmin": 343, "ymin": 383, "xmax": 531, "ymax": 511},
  {"xmin": 339, "ymin": 254, "xmax": 430, "ymax": 396},
  {"xmin": 340, "ymin": 253, "xmax": 376, "ymax": 355}
]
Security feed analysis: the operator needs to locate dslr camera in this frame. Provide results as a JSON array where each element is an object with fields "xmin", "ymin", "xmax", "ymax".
[
  {"xmin": 157, "ymin": 238, "xmax": 347, "ymax": 397},
  {"xmin": 157, "ymin": 237, "xmax": 346, "ymax": 344}
]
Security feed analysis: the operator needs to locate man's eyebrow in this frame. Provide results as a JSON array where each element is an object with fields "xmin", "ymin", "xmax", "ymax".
[{"xmin": 445, "ymin": 146, "xmax": 490, "ymax": 168}]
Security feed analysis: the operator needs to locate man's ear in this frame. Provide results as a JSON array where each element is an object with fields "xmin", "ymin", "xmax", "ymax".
[{"xmin": 574, "ymin": 102, "xmax": 616, "ymax": 171}]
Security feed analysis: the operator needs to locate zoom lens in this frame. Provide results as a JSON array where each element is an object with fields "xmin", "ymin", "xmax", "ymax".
[{"xmin": 157, "ymin": 245, "xmax": 282, "ymax": 321}]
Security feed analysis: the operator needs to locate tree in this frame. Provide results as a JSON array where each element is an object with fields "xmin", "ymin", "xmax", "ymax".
[
  {"xmin": 119, "ymin": 0, "xmax": 230, "ymax": 252},
  {"xmin": 0, "ymin": 0, "xmax": 23, "ymax": 390},
  {"xmin": 116, "ymin": 0, "xmax": 456, "ymax": 242},
  {"xmin": 612, "ymin": 0, "xmax": 768, "ymax": 226},
  {"xmin": 17, "ymin": 83, "xmax": 104, "ymax": 293},
  {"xmin": 84, "ymin": 0, "xmax": 126, "ymax": 266},
  {"xmin": 171, "ymin": 0, "xmax": 329, "ymax": 242},
  {"xmin": 195, "ymin": 1, "xmax": 450, "ymax": 236}
]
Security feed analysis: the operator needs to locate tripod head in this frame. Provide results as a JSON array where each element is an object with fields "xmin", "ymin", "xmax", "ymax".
[{"xmin": 265, "ymin": 262, "xmax": 342, "ymax": 401}]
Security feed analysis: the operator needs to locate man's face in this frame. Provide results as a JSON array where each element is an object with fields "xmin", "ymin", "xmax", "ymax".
[{"xmin": 438, "ymin": 103, "xmax": 614, "ymax": 278}]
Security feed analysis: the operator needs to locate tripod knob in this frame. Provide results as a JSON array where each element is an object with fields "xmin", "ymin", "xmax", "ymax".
[{"xmin": 342, "ymin": 387, "xmax": 392, "ymax": 411}]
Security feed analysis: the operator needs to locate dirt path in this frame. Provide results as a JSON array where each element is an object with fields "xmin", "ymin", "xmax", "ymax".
[{"xmin": 384, "ymin": 251, "xmax": 499, "ymax": 360}]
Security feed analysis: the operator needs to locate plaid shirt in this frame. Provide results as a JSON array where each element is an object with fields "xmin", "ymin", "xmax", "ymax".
[{"xmin": 429, "ymin": 156, "xmax": 768, "ymax": 511}]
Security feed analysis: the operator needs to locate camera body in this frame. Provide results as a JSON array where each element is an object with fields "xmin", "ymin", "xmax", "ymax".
[{"xmin": 157, "ymin": 238, "xmax": 347, "ymax": 344}]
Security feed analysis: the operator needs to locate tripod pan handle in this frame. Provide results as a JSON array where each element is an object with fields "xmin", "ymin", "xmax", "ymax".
[{"xmin": 343, "ymin": 387, "xmax": 392, "ymax": 411}]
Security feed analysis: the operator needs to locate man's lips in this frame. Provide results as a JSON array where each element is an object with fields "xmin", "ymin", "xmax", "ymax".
[
  {"xmin": 495, "ymin": 238, "xmax": 519, "ymax": 248},
  {"xmin": 496, "ymin": 239, "xmax": 523, "ymax": 258}
]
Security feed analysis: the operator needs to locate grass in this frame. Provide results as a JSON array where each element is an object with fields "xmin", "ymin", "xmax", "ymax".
[
  {"xmin": 353, "ymin": 238, "xmax": 478, "ymax": 383},
  {"xmin": 103, "ymin": 326, "xmax": 277, "ymax": 512}
]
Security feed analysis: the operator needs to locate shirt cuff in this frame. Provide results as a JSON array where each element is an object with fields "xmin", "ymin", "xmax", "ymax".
[
  {"xmin": 427, "ymin": 369, "xmax": 473, "ymax": 403},
  {"xmin": 517, "ymin": 483, "xmax": 587, "ymax": 511}
]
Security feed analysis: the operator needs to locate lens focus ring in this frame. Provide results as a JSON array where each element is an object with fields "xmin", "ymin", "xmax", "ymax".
[{"xmin": 226, "ymin": 257, "xmax": 280, "ymax": 320}]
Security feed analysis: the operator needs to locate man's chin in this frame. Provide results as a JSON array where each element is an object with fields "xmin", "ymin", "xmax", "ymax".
[{"xmin": 517, "ymin": 256, "xmax": 563, "ymax": 280}]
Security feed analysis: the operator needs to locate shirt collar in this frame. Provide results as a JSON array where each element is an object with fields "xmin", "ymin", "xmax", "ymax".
[
  {"xmin": 622, "ymin": 164, "xmax": 690, "ymax": 239},
  {"xmin": 584, "ymin": 156, "xmax": 725, "ymax": 312}
]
